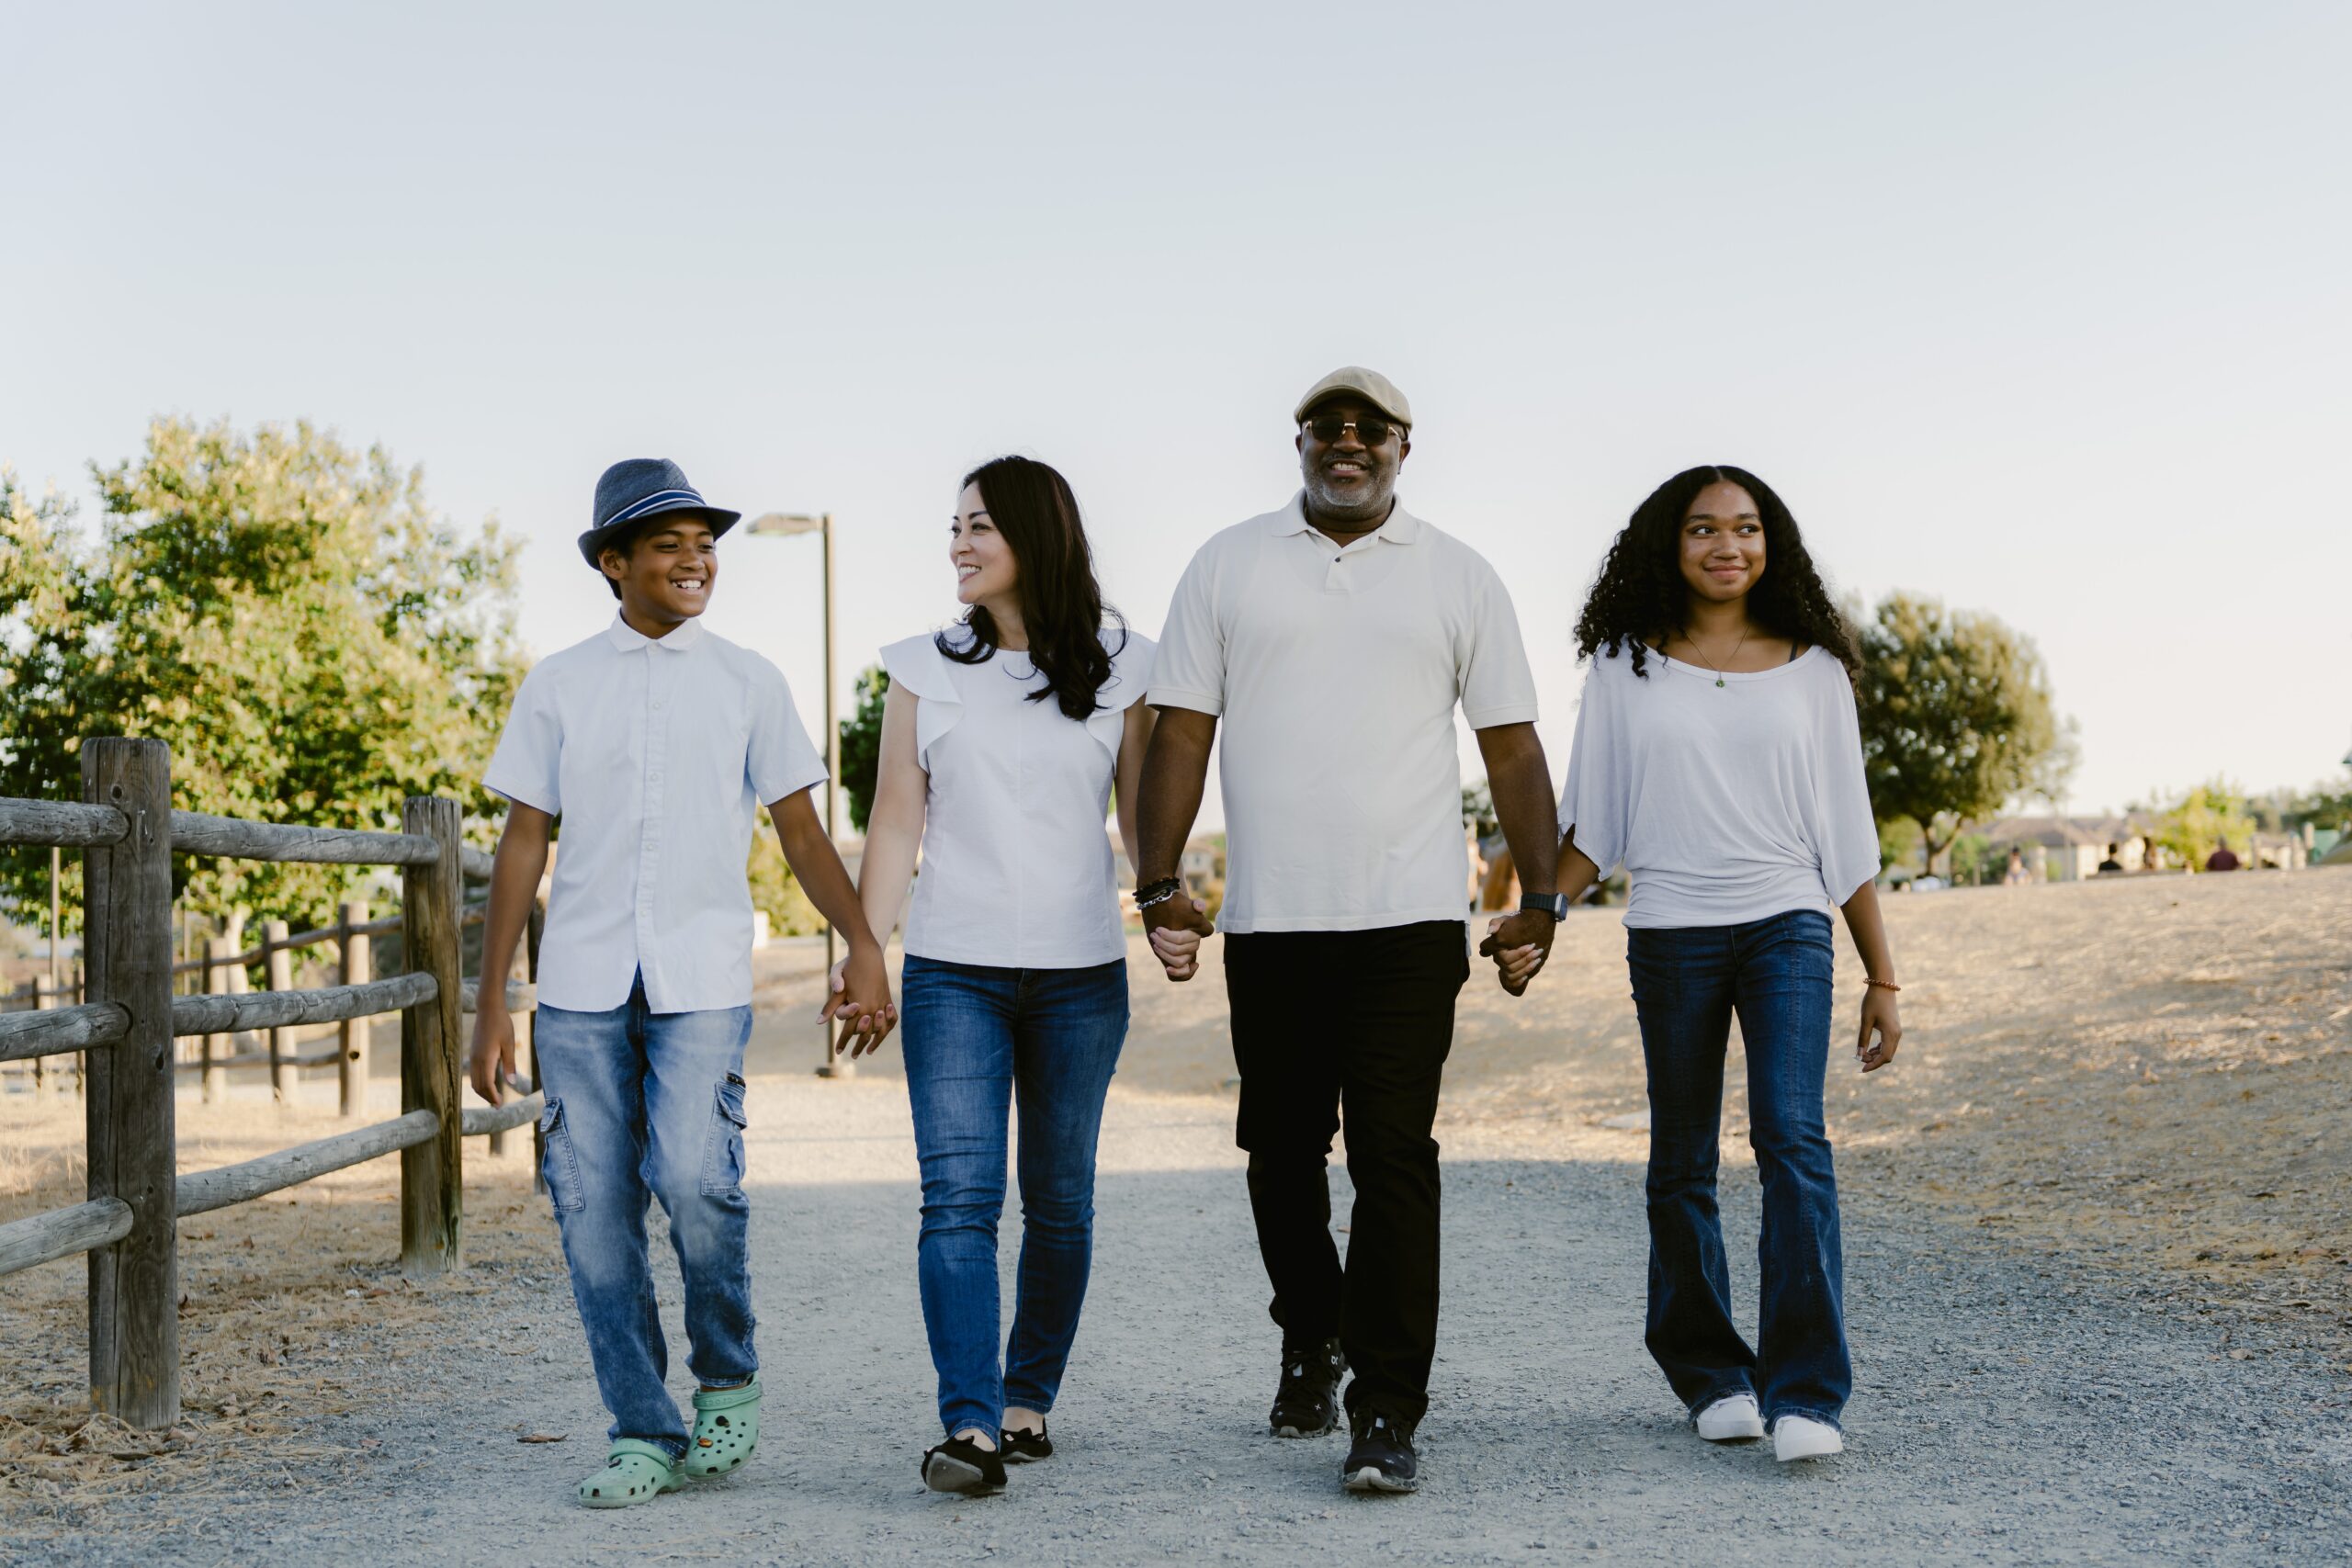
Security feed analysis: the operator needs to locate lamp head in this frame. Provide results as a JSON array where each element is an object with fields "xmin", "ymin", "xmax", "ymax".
[{"xmin": 747, "ymin": 512, "xmax": 826, "ymax": 537}]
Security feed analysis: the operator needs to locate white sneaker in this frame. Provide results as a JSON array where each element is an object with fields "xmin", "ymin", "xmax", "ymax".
[
  {"xmin": 1694, "ymin": 1393, "xmax": 1766, "ymax": 1441},
  {"xmin": 1772, "ymin": 1415, "xmax": 1844, "ymax": 1462}
]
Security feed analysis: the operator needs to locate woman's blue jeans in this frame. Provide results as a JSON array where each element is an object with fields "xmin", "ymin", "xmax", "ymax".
[
  {"xmin": 1626, "ymin": 909, "xmax": 1850, "ymax": 1431},
  {"xmin": 534, "ymin": 975, "xmax": 756, "ymax": 1460},
  {"xmin": 899, "ymin": 954, "xmax": 1128, "ymax": 1439}
]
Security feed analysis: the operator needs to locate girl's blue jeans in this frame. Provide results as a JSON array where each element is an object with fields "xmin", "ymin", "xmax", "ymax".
[
  {"xmin": 535, "ymin": 974, "xmax": 755, "ymax": 1460},
  {"xmin": 1626, "ymin": 908, "xmax": 1851, "ymax": 1431},
  {"xmin": 899, "ymin": 953, "xmax": 1128, "ymax": 1439}
]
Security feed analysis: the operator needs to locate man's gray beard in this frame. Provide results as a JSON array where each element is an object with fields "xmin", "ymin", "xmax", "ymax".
[{"xmin": 1302, "ymin": 472, "xmax": 1395, "ymax": 525}]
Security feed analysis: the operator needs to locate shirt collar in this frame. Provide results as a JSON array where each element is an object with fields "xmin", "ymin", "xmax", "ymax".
[
  {"xmin": 605, "ymin": 613, "xmax": 707, "ymax": 653},
  {"xmin": 1267, "ymin": 491, "xmax": 1424, "ymax": 547}
]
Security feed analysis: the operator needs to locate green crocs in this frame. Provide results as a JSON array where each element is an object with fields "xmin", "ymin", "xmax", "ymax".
[
  {"xmin": 685, "ymin": 1380, "xmax": 761, "ymax": 1477},
  {"xmin": 579, "ymin": 1438, "xmax": 685, "ymax": 1508}
]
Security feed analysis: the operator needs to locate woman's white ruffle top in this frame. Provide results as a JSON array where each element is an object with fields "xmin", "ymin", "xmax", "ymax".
[{"xmin": 880, "ymin": 626, "xmax": 1155, "ymax": 967}]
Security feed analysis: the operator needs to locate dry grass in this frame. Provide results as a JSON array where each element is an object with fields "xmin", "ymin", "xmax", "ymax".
[{"xmin": 0, "ymin": 1095, "xmax": 559, "ymax": 1539}]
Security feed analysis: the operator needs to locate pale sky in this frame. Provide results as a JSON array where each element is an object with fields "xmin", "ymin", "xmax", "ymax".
[{"xmin": 7, "ymin": 2, "xmax": 2348, "ymax": 821}]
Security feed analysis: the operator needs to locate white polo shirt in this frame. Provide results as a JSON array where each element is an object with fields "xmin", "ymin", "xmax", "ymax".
[
  {"xmin": 1148, "ymin": 494, "xmax": 1540, "ymax": 933},
  {"xmin": 484, "ymin": 615, "xmax": 829, "ymax": 1013}
]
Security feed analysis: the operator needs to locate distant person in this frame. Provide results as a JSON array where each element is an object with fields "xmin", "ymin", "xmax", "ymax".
[
  {"xmin": 2003, "ymin": 846, "xmax": 2033, "ymax": 886},
  {"xmin": 468, "ymin": 459, "xmax": 891, "ymax": 1508},
  {"xmin": 2098, "ymin": 845, "xmax": 2124, "ymax": 874},
  {"xmin": 839, "ymin": 457, "xmax": 1155, "ymax": 1497},
  {"xmin": 2205, "ymin": 844, "xmax": 2241, "ymax": 872},
  {"xmin": 1489, "ymin": 464, "xmax": 1905, "ymax": 1465},
  {"xmin": 1136, "ymin": 367, "xmax": 1563, "ymax": 1495}
]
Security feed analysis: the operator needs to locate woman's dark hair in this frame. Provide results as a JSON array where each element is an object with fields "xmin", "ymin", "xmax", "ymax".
[
  {"xmin": 937, "ymin": 455, "xmax": 1126, "ymax": 719},
  {"xmin": 1572, "ymin": 464, "xmax": 1858, "ymax": 679}
]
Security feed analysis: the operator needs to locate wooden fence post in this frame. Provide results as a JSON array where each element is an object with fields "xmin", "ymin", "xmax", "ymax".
[
  {"xmin": 400, "ymin": 796, "xmax": 464, "ymax": 1273},
  {"xmin": 339, "ymin": 901, "xmax": 370, "ymax": 1119},
  {"xmin": 82, "ymin": 737, "xmax": 179, "ymax": 1428},
  {"xmin": 202, "ymin": 937, "xmax": 231, "ymax": 1103},
  {"xmin": 263, "ymin": 919, "xmax": 293, "ymax": 1102},
  {"xmin": 32, "ymin": 976, "xmax": 53, "ymax": 1092}
]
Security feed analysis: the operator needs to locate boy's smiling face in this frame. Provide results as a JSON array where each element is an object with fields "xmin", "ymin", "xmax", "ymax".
[{"xmin": 602, "ymin": 518, "xmax": 718, "ymax": 633}]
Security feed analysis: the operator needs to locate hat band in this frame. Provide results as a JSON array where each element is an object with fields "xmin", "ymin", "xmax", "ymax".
[{"xmin": 602, "ymin": 488, "xmax": 708, "ymax": 528}]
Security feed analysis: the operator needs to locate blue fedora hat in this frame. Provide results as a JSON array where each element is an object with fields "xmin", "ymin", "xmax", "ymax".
[{"xmin": 578, "ymin": 458, "xmax": 742, "ymax": 569}]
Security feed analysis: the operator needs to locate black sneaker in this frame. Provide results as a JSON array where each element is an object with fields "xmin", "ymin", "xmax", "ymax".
[
  {"xmin": 1269, "ymin": 1337, "xmax": 1346, "ymax": 1438},
  {"xmin": 1000, "ymin": 1423, "xmax": 1052, "ymax": 1464},
  {"xmin": 921, "ymin": 1434, "xmax": 1006, "ymax": 1495},
  {"xmin": 1340, "ymin": 1409, "xmax": 1419, "ymax": 1494}
]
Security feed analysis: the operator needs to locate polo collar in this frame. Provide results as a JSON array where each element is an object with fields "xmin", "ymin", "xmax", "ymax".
[
  {"xmin": 1268, "ymin": 491, "xmax": 1424, "ymax": 547},
  {"xmin": 605, "ymin": 613, "xmax": 707, "ymax": 653}
]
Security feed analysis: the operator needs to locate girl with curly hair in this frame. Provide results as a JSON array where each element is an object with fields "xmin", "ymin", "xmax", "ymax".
[{"xmin": 1487, "ymin": 465, "xmax": 1905, "ymax": 1462}]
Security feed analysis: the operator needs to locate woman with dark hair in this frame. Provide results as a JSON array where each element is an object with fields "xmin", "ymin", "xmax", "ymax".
[
  {"xmin": 839, "ymin": 455, "xmax": 1154, "ymax": 1495},
  {"xmin": 1488, "ymin": 465, "xmax": 1904, "ymax": 1462}
]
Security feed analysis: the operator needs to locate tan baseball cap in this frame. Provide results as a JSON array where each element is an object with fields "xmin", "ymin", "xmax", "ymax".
[{"xmin": 1293, "ymin": 366, "xmax": 1412, "ymax": 429}]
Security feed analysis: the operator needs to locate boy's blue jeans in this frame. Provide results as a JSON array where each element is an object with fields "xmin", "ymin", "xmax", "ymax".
[
  {"xmin": 899, "ymin": 954, "xmax": 1128, "ymax": 1439},
  {"xmin": 535, "ymin": 974, "xmax": 756, "ymax": 1460},
  {"xmin": 1626, "ymin": 909, "xmax": 1851, "ymax": 1431}
]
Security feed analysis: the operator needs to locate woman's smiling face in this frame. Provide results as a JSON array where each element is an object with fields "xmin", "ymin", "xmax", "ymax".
[
  {"xmin": 1677, "ymin": 479, "xmax": 1766, "ymax": 604},
  {"xmin": 949, "ymin": 481, "xmax": 1017, "ymax": 607}
]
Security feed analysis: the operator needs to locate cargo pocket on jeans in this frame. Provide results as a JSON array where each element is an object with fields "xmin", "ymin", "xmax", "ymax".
[
  {"xmin": 539, "ymin": 1098, "xmax": 583, "ymax": 1213},
  {"xmin": 700, "ymin": 1074, "xmax": 749, "ymax": 1197}
]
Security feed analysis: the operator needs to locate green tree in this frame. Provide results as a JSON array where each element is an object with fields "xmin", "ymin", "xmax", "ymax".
[
  {"xmin": 746, "ymin": 805, "xmax": 822, "ymax": 935},
  {"xmin": 0, "ymin": 419, "xmax": 525, "ymax": 928},
  {"xmin": 839, "ymin": 663, "xmax": 890, "ymax": 834},
  {"xmin": 1855, "ymin": 592, "xmax": 2075, "ymax": 871},
  {"xmin": 2154, "ymin": 779, "xmax": 2255, "ymax": 871}
]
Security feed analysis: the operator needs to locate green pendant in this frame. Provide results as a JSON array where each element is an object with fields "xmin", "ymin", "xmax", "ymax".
[{"xmin": 1715, "ymin": 677, "xmax": 1725, "ymax": 688}]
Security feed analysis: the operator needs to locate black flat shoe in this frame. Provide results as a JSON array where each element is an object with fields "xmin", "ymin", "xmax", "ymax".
[
  {"xmin": 1001, "ymin": 1423, "xmax": 1052, "ymax": 1464},
  {"xmin": 921, "ymin": 1435, "xmax": 1007, "ymax": 1495}
]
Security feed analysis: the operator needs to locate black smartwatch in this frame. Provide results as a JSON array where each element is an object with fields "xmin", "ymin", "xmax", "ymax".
[{"xmin": 1518, "ymin": 893, "xmax": 1569, "ymax": 920}]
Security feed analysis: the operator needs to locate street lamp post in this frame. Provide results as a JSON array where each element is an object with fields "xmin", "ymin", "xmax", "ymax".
[{"xmin": 745, "ymin": 511, "xmax": 851, "ymax": 1078}]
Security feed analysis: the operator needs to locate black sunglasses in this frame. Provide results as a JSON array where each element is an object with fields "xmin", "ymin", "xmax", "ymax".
[{"xmin": 1301, "ymin": 413, "xmax": 1403, "ymax": 447}]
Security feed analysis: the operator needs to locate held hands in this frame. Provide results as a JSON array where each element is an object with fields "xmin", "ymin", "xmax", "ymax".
[
  {"xmin": 1476, "ymin": 909, "xmax": 1558, "ymax": 997},
  {"xmin": 824, "ymin": 944, "xmax": 899, "ymax": 1057},
  {"xmin": 467, "ymin": 1006, "xmax": 523, "ymax": 1106},
  {"xmin": 1857, "ymin": 986, "xmax": 1902, "ymax": 1072},
  {"xmin": 1142, "ymin": 893, "xmax": 1216, "ymax": 982}
]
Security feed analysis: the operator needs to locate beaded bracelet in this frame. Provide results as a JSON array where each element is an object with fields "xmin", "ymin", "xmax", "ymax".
[{"xmin": 1863, "ymin": 977, "xmax": 1902, "ymax": 992}]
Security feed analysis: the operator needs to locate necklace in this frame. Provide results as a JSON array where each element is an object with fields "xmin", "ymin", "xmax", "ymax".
[{"xmin": 1679, "ymin": 624, "xmax": 1750, "ymax": 688}]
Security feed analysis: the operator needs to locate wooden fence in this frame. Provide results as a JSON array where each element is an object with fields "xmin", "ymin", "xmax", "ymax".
[{"xmin": 0, "ymin": 739, "xmax": 538, "ymax": 1428}]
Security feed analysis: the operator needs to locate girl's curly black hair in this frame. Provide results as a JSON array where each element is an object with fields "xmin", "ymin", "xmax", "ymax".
[
  {"xmin": 937, "ymin": 455, "xmax": 1127, "ymax": 720},
  {"xmin": 1573, "ymin": 464, "xmax": 1858, "ymax": 680}
]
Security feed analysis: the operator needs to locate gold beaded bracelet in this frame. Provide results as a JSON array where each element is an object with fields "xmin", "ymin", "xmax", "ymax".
[{"xmin": 1863, "ymin": 977, "xmax": 1902, "ymax": 992}]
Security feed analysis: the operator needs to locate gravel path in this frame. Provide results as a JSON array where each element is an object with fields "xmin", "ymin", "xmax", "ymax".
[{"xmin": 17, "ymin": 1072, "xmax": 2350, "ymax": 1566}]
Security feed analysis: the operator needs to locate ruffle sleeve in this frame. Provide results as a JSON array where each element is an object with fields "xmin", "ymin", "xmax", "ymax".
[
  {"xmin": 1558, "ymin": 649, "xmax": 1631, "ymax": 877},
  {"xmin": 1082, "ymin": 629, "xmax": 1156, "ymax": 760},
  {"xmin": 879, "ymin": 634, "xmax": 963, "ymax": 772}
]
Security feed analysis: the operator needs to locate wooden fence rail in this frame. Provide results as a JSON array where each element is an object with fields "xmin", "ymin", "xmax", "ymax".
[{"xmin": 0, "ymin": 740, "xmax": 536, "ymax": 1428}]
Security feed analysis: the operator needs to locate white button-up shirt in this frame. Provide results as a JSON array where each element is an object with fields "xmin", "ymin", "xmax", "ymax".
[
  {"xmin": 484, "ymin": 615, "xmax": 828, "ymax": 1013},
  {"xmin": 1148, "ymin": 494, "xmax": 1540, "ymax": 933}
]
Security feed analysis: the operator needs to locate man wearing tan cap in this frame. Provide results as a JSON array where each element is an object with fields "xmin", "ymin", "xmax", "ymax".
[{"xmin": 1133, "ymin": 367, "xmax": 1563, "ymax": 1493}]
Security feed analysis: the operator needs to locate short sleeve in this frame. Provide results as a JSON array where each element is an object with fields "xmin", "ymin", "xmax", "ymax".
[
  {"xmin": 1558, "ymin": 655, "xmax": 1628, "ymax": 877},
  {"xmin": 1084, "ymin": 629, "xmax": 1157, "ymax": 757},
  {"xmin": 747, "ymin": 658, "xmax": 829, "ymax": 805},
  {"xmin": 1812, "ymin": 664, "xmax": 1883, "ymax": 901},
  {"xmin": 1457, "ymin": 557, "xmax": 1541, "ymax": 728},
  {"xmin": 1147, "ymin": 547, "xmax": 1226, "ymax": 716},
  {"xmin": 879, "ymin": 633, "xmax": 963, "ymax": 771},
  {"xmin": 484, "ymin": 665, "xmax": 563, "ymax": 815}
]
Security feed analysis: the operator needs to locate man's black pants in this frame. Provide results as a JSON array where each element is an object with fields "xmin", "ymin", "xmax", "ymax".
[{"xmin": 1224, "ymin": 919, "xmax": 1468, "ymax": 1427}]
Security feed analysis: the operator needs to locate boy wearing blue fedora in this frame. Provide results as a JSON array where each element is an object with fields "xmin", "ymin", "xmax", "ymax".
[{"xmin": 468, "ymin": 457, "xmax": 896, "ymax": 1507}]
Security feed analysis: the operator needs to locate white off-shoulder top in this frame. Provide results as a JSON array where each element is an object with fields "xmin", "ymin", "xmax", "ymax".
[
  {"xmin": 1559, "ymin": 644, "xmax": 1882, "ymax": 930},
  {"xmin": 879, "ymin": 626, "xmax": 1155, "ymax": 968}
]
